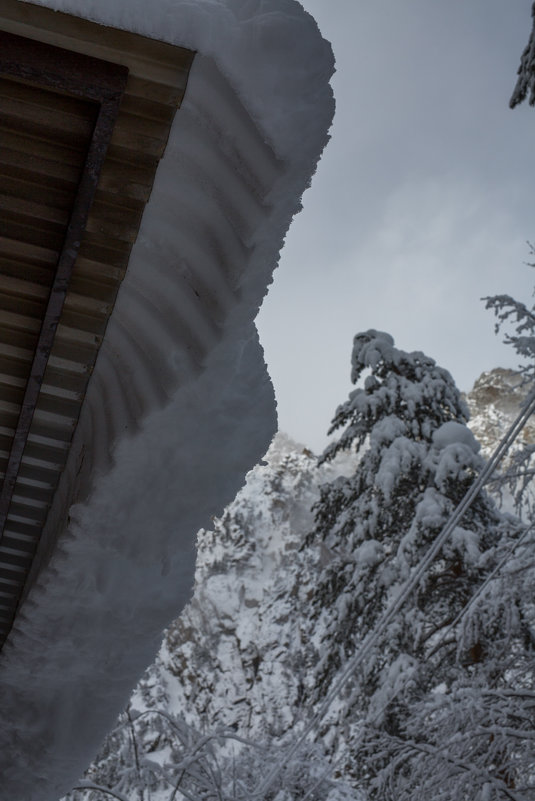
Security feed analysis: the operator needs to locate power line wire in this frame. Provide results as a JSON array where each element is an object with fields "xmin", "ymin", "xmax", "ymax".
[
  {"xmin": 370, "ymin": 520, "xmax": 535, "ymax": 726},
  {"xmin": 254, "ymin": 390, "xmax": 535, "ymax": 798}
]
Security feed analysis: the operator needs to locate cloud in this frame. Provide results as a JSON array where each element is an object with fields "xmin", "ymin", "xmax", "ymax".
[{"xmin": 257, "ymin": 0, "xmax": 535, "ymax": 451}]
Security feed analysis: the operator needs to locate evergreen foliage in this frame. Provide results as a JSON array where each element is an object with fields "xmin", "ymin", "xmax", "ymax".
[
  {"xmin": 306, "ymin": 330, "xmax": 534, "ymax": 797},
  {"xmin": 63, "ymin": 335, "xmax": 535, "ymax": 801},
  {"xmin": 484, "ymin": 249, "xmax": 535, "ymax": 384},
  {"xmin": 484, "ymin": 253, "xmax": 535, "ymax": 515}
]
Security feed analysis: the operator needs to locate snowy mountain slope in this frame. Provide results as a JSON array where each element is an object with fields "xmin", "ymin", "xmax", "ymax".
[
  {"xmin": 465, "ymin": 367, "xmax": 535, "ymax": 515},
  {"xmin": 64, "ymin": 433, "xmax": 358, "ymax": 799},
  {"xmin": 142, "ymin": 433, "xmax": 356, "ymax": 741},
  {"xmin": 465, "ymin": 367, "xmax": 535, "ymax": 455}
]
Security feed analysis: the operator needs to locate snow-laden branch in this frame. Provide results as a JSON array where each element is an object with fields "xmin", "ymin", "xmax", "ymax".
[
  {"xmin": 255, "ymin": 361, "xmax": 535, "ymax": 797},
  {"xmin": 71, "ymin": 784, "xmax": 131, "ymax": 801},
  {"xmin": 376, "ymin": 732, "xmax": 525, "ymax": 801}
]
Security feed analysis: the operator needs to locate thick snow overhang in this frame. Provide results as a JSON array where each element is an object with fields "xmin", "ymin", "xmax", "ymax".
[
  {"xmin": 0, "ymin": 1, "xmax": 334, "ymax": 799},
  {"xmin": 0, "ymin": 0, "xmax": 195, "ymax": 647}
]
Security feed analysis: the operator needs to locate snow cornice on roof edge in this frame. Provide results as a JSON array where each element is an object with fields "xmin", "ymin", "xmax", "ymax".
[
  {"xmin": 0, "ymin": 1, "xmax": 334, "ymax": 799},
  {"xmin": 24, "ymin": 0, "xmax": 335, "ymax": 163}
]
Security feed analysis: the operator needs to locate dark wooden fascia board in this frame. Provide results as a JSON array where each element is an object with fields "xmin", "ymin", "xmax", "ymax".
[
  {"xmin": 0, "ymin": 28, "xmax": 128, "ymax": 102},
  {"xmin": 0, "ymin": 0, "xmax": 195, "ymax": 92}
]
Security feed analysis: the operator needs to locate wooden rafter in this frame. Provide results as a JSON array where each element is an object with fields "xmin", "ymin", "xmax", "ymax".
[
  {"xmin": 0, "ymin": 3, "xmax": 195, "ymax": 647},
  {"xmin": 0, "ymin": 31, "xmax": 128, "ymax": 538}
]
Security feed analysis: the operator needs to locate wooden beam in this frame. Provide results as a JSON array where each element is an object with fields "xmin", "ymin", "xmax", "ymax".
[
  {"xmin": 0, "ymin": 31, "xmax": 128, "ymax": 539},
  {"xmin": 0, "ymin": 5, "xmax": 195, "ymax": 652}
]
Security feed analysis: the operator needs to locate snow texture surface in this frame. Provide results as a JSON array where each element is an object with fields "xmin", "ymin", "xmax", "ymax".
[
  {"xmin": 0, "ymin": 2, "xmax": 334, "ymax": 800},
  {"xmin": 59, "ymin": 370, "xmax": 533, "ymax": 801}
]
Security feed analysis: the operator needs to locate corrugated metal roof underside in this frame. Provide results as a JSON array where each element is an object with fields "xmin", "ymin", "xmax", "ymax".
[{"xmin": 0, "ymin": 4, "xmax": 195, "ymax": 645}]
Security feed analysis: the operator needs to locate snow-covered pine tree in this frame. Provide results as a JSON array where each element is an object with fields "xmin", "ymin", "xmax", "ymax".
[{"xmin": 305, "ymin": 330, "xmax": 534, "ymax": 798}]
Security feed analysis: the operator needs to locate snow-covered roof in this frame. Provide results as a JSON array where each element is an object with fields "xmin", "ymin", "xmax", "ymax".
[
  {"xmin": 0, "ymin": 1, "xmax": 334, "ymax": 799},
  {"xmin": 0, "ymin": 4, "xmax": 195, "ymax": 644}
]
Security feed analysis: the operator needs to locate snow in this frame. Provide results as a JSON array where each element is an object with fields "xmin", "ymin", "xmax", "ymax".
[
  {"xmin": 55, "ymin": 366, "xmax": 533, "ymax": 800},
  {"xmin": 0, "ymin": 333, "xmax": 275, "ymax": 800},
  {"xmin": 368, "ymin": 653, "xmax": 418, "ymax": 723},
  {"xmin": 448, "ymin": 526, "xmax": 482, "ymax": 565},
  {"xmin": 428, "ymin": 422, "xmax": 483, "ymax": 492},
  {"xmin": 24, "ymin": 0, "xmax": 334, "ymax": 163},
  {"xmin": 144, "ymin": 434, "xmax": 344, "ymax": 741},
  {"xmin": 89, "ymin": 433, "xmax": 361, "ymax": 799},
  {"xmin": 0, "ymin": 2, "xmax": 334, "ymax": 800},
  {"xmin": 432, "ymin": 420, "xmax": 480, "ymax": 452},
  {"xmin": 355, "ymin": 538, "xmax": 384, "ymax": 568},
  {"xmin": 412, "ymin": 488, "xmax": 450, "ymax": 530},
  {"xmin": 375, "ymin": 436, "xmax": 421, "ymax": 500}
]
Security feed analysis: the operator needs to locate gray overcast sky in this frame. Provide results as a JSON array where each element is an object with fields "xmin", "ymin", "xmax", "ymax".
[{"xmin": 256, "ymin": 0, "xmax": 535, "ymax": 453}]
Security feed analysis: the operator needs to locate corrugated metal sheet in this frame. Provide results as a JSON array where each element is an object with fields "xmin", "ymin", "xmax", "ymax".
[{"xmin": 0, "ymin": 0, "xmax": 195, "ymax": 647}]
